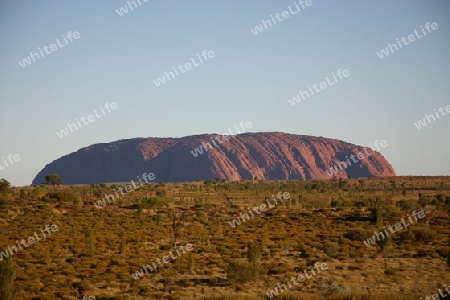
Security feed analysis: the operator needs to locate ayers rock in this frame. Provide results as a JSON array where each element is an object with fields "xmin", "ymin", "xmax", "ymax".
[{"xmin": 32, "ymin": 132, "xmax": 396, "ymax": 184}]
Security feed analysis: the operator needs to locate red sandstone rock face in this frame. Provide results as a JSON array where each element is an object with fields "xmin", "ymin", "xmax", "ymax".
[{"xmin": 32, "ymin": 132, "xmax": 396, "ymax": 184}]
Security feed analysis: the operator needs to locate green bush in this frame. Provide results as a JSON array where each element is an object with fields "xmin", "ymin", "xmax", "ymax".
[
  {"xmin": 156, "ymin": 189, "xmax": 166, "ymax": 197},
  {"xmin": 323, "ymin": 242, "xmax": 340, "ymax": 258},
  {"xmin": 227, "ymin": 260, "xmax": 254, "ymax": 284},
  {"xmin": 412, "ymin": 228, "xmax": 437, "ymax": 244},
  {"xmin": 384, "ymin": 268, "xmax": 396, "ymax": 275},
  {"xmin": 144, "ymin": 197, "xmax": 164, "ymax": 209},
  {"xmin": 160, "ymin": 244, "xmax": 171, "ymax": 250},
  {"xmin": 47, "ymin": 190, "xmax": 78, "ymax": 203},
  {"xmin": 319, "ymin": 280, "xmax": 351, "ymax": 296},
  {"xmin": 344, "ymin": 228, "xmax": 372, "ymax": 241}
]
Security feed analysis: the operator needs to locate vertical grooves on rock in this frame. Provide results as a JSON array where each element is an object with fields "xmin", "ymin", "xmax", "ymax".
[{"xmin": 32, "ymin": 132, "xmax": 396, "ymax": 184}]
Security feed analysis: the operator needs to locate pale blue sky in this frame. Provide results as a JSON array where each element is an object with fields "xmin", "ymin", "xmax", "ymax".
[{"xmin": 0, "ymin": 0, "xmax": 449, "ymax": 186}]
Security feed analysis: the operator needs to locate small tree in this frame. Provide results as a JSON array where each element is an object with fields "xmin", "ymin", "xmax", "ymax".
[
  {"xmin": 137, "ymin": 203, "xmax": 144, "ymax": 216},
  {"xmin": 0, "ymin": 180, "xmax": 10, "ymax": 194},
  {"xmin": 85, "ymin": 229, "xmax": 96, "ymax": 258},
  {"xmin": 247, "ymin": 242, "xmax": 262, "ymax": 278},
  {"xmin": 378, "ymin": 234, "xmax": 393, "ymax": 270},
  {"xmin": 228, "ymin": 243, "xmax": 263, "ymax": 285},
  {"xmin": 31, "ymin": 186, "xmax": 46, "ymax": 201},
  {"xmin": 171, "ymin": 209, "xmax": 182, "ymax": 248},
  {"xmin": 45, "ymin": 174, "xmax": 62, "ymax": 191},
  {"xmin": 447, "ymin": 252, "xmax": 450, "ymax": 269},
  {"xmin": 120, "ymin": 239, "xmax": 126, "ymax": 255},
  {"xmin": 298, "ymin": 242, "xmax": 308, "ymax": 258},
  {"xmin": 187, "ymin": 252, "xmax": 194, "ymax": 274},
  {"xmin": 0, "ymin": 255, "xmax": 15, "ymax": 300},
  {"xmin": 247, "ymin": 243, "xmax": 261, "ymax": 263}
]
